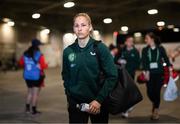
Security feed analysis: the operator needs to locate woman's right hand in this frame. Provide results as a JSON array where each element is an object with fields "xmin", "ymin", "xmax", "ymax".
[{"xmin": 88, "ymin": 100, "xmax": 101, "ymax": 115}]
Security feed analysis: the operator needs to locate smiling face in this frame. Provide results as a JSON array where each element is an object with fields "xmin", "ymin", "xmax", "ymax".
[{"xmin": 73, "ymin": 15, "xmax": 92, "ymax": 40}]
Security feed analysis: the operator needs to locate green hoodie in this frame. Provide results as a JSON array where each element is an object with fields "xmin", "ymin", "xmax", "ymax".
[
  {"xmin": 121, "ymin": 47, "xmax": 140, "ymax": 78},
  {"xmin": 62, "ymin": 38, "xmax": 118, "ymax": 104}
]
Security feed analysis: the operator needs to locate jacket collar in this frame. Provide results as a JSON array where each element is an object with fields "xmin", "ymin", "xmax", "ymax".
[{"xmin": 75, "ymin": 37, "xmax": 94, "ymax": 51}]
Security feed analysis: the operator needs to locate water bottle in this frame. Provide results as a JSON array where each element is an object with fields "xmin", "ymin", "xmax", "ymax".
[{"xmin": 76, "ymin": 103, "xmax": 90, "ymax": 112}]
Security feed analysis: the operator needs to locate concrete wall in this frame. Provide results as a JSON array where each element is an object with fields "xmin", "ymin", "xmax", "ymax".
[
  {"xmin": 0, "ymin": 24, "xmax": 17, "ymax": 60},
  {"xmin": 0, "ymin": 23, "xmax": 63, "ymax": 68}
]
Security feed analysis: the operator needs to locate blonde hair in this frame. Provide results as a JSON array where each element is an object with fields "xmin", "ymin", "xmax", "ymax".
[
  {"xmin": 73, "ymin": 13, "xmax": 94, "ymax": 36},
  {"xmin": 73, "ymin": 13, "xmax": 92, "ymax": 26}
]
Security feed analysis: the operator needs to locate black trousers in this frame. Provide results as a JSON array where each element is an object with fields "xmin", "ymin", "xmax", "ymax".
[
  {"xmin": 67, "ymin": 97, "xmax": 109, "ymax": 124},
  {"xmin": 146, "ymin": 73, "xmax": 163, "ymax": 109}
]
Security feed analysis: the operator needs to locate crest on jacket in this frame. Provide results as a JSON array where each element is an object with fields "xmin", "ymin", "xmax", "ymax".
[{"xmin": 68, "ymin": 53, "xmax": 76, "ymax": 62}]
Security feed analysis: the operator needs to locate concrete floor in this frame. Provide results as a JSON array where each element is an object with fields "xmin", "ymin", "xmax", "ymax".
[{"xmin": 0, "ymin": 68, "xmax": 180, "ymax": 123}]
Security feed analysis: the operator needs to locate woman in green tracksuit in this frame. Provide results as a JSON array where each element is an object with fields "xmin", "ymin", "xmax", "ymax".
[
  {"xmin": 62, "ymin": 13, "xmax": 118, "ymax": 124},
  {"xmin": 142, "ymin": 32, "xmax": 172, "ymax": 120},
  {"xmin": 116, "ymin": 36, "xmax": 140, "ymax": 118},
  {"xmin": 118, "ymin": 36, "xmax": 140, "ymax": 79}
]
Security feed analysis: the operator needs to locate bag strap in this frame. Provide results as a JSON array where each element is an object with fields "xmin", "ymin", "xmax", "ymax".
[
  {"xmin": 33, "ymin": 51, "xmax": 42, "ymax": 64},
  {"xmin": 93, "ymin": 41, "xmax": 104, "ymax": 73}
]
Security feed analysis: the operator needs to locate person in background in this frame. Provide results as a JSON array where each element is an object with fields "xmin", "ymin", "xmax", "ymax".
[
  {"xmin": 114, "ymin": 43, "xmax": 124, "ymax": 65},
  {"xmin": 19, "ymin": 39, "xmax": 48, "ymax": 115},
  {"xmin": 141, "ymin": 32, "xmax": 172, "ymax": 120},
  {"xmin": 170, "ymin": 45, "xmax": 180, "ymax": 62},
  {"xmin": 116, "ymin": 35, "xmax": 140, "ymax": 118},
  {"xmin": 62, "ymin": 13, "xmax": 117, "ymax": 124},
  {"xmin": 118, "ymin": 36, "xmax": 140, "ymax": 79},
  {"xmin": 109, "ymin": 44, "xmax": 119, "ymax": 59}
]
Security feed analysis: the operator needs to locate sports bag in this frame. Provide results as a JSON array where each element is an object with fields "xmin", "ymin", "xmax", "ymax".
[{"xmin": 93, "ymin": 41, "xmax": 143, "ymax": 115}]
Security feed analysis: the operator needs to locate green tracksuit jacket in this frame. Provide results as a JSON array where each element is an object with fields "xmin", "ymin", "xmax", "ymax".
[
  {"xmin": 62, "ymin": 38, "xmax": 118, "ymax": 104},
  {"xmin": 121, "ymin": 47, "xmax": 140, "ymax": 78}
]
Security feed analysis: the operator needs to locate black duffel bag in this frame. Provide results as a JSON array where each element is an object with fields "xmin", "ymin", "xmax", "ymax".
[
  {"xmin": 93, "ymin": 41, "xmax": 143, "ymax": 115},
  {"xmin": 108, "ymin": 65, "xmax": 143, "ymax": 115}
]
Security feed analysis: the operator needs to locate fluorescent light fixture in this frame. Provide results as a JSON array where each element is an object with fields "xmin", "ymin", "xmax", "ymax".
[
  {"xmin": 121, "ymin": 26, "xmax": 128, "ymax": 32},
  {"xmin": 41, "ymin": 29, "xmax": 50, "ymax": 34},
  {"xmin": 3, "ymin": 18, "xmax": 15, "ymax": 27},
  {"xmin": 147, "ymin": 9, "xmax": 158, "ymax": 15},
  {"xmin": 103, "ymin": 18, "xmax": 112, "ymax": 24},
  {"xmin": 7, "ymin": 21, "xmax": 15, "ymax": 26},
  {"xmin": 3, "ymin": 18, "xmax": 11, "ymax": 22},
  {"xmin": 134, "ymin": 32, "xmax": 142, "ymax": 37},
  {"xmin": 157, "ymin": 21, "xmax": 165, "ymax": 27},
  {"xmin": 32, "ymin": 13, "xmax": 41, "ymax": 19},
  {"xmin": 173, "ymin": 28, "xmax": 179, "ymax": 32},
  {"xmin": 64, "ymin": 2, "xmax": 75, "ymax": 8},
  {"xmin": 40, "ymin": 29, "xmax": 50, "ymax": 43},
  {"xmin": 119, "ymin": 31, "xmax": 128, "ymax": 34},
  {"xmin": 167, "ymin": 25, "xmax": 174, "ymax": 29}
]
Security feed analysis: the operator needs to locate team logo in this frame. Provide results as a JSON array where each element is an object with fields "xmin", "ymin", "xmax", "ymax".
[
  {"xmin": 90, "ymin": 52, "xmax": 96, "ymax": 56},
  {"xmin": 131, "ymin": 54, "xmax": 135, "ymax": 57},
  {"xmin": 70, "ymin": 64, "xmax": 76, "ymax": 68},
  {"xmin": 68, "ymin": 53, "xmax": 76, "ymax": 62}
]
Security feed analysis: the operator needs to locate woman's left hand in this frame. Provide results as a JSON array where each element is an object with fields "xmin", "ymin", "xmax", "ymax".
[{"xmin": 88, "ymin": 100, "xmax": 101, "ymax": 115}]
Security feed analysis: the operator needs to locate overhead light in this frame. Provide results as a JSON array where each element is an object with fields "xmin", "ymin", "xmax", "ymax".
[
  {"xmin": 173, "ymin": 28, "xmax": 179, "ymax": 32},
  {"xmin": 121, "ymin": 26, "xmax": 128, "ymax": 32},
  {"xmin": 7, "ymin": 21, "xmax": 15, "ymax": 27},
  {"xmin": 167, "ymin": 25, "xmax": 174, "ymax": 29},
  {"xmin": 32, "ymin": 13, "xmax": 41, "ymax": 19},
  {"xmin": 64, "ymin": 2, "xmax": 75, "ymax": 8},
  {"xmin": 134, "ymin": 32, "xmax": 142, "ymax": 37},
  {"xmin": 103, "ymin": 18, "xmax": 112, "ymax": 24},
  {"xmin": 147, "ymin": 9, "xmax": 158, "ymax": 15},
  {"xmin": 157, "ymin": 21, "xmax": 165, "ymax": 27},
  {"xmin": 119, "ymin": 31, "xmax": 128, "ymax": 34},
  {"xmin": 3, "ymin": 18, "xmax": 11, "ymax": 22},
  {"xmin": 41, "ymin": 29, "xmax": 50, "ymax": 34}
]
